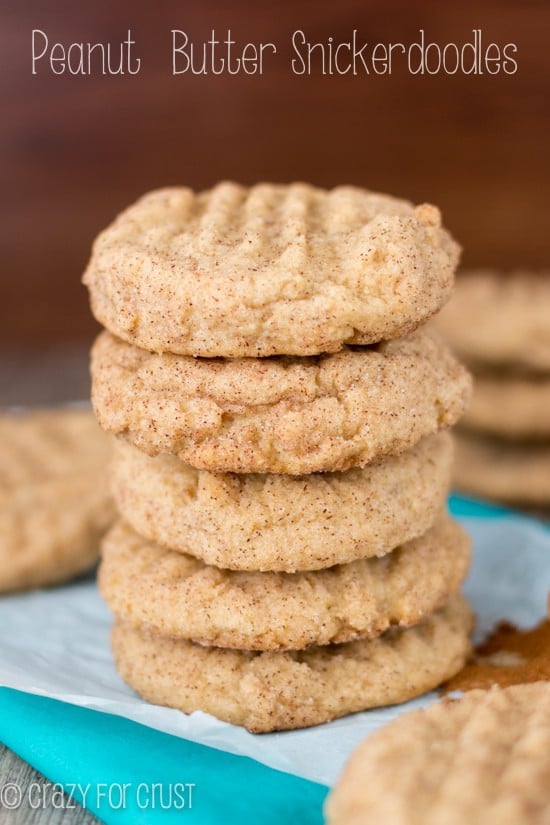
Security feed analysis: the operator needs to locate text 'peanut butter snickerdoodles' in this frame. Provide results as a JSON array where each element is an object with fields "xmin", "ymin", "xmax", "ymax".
[
  {"xmin": 436, "ymin": 270, "xmax": 550, "ymax": 507},
  {"xmin": 0, "ymin": 408, "xmax": 114, "ymax": 593},
  {"xmin": 84, "ymin": 181, "xmax": 474, "ymax": 732}
]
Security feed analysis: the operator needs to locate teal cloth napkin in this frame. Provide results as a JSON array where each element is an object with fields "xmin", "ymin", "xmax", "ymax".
[{"xmin": 0, "ymin": 689, "xmax": 328, "ymax": 823}]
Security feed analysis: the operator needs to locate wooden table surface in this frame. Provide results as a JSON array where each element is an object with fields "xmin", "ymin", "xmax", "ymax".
[{"xmin": 0, "ymin": 745, "xmax": 98, "ymax": 824}]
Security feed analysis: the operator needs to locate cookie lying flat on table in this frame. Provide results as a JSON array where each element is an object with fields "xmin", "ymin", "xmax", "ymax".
[
  {"xmin": 454, "ymin": 431, "xmax": 550, "ymax": 505},
  {"xmin": 435, "ymin": 270, "xmax": 550, "ymax": 372},
  {"xmin": 111, "ymin": 594, "xmax": 472, "ymax": 733},
  {"xmin": 92, "ymin": 329, "xmax": 471, "ymax": 475},
  {"xmin": 325, "ymin": 683, "xmax": 550, "ymax": 825},
  {"xmin": 0, "ymin": 408, "xmax": 114, "ymax": 593},
  {"xmin": 462, "ymin": 373, "xmax": 550, "ymax": 440},
  {"xmin": 110, "ymin": 432, "xmax": 452, "ymax": 572},
  {"xmin": 83, "ymin": 182, "xmax": 459, "ymax": 358},
  {"xmin": 100, "ymin": 515, "xmax": 470, "ymax": 651}
]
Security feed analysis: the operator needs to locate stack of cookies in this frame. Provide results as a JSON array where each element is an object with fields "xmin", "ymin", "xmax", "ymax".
[
  {"xmin": 436, "ymin": 271, "xmax": 550, "ymax": 508},
  {"xmin": 84, "ymin": 182, "xmax": 473, "ymax": 732}
]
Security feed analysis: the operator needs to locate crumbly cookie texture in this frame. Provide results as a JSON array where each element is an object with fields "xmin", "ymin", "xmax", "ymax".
[
  {"xmin": 100, "ymin": 515, "xmax": 470, "ymax": 651},
  {"xmin": 462, "ymin": 374, "xmax": 550, "ymax": 440},
  {"xmin": 443, "ymin": 616, "xmax": 550, "ymax": 694},
  {"xmin": 0, "ymin": 409, "xmax": 114, "ymax": 593},
  {"xmin": 435, "ymin": 270, "xmax": 550, "ymax": 372},
  {"xmin": 91, "ymin": 329, "xmax": 471, "ymax": 475},
  {"xmin": 83, "ymin": 182, "xmax": 460, "ymax": 357},
  {"xmin": 111, "ymin": 594, "xmax": 472, "ymax": 733},
  {"xmin": 325, "ymin": 683, "xmax": 550, "ymax": 825},
  {"xmin": 110, "ymin": 432, "xmax": 452, "ymax": 572},
  {"xmin": 454, "ymin": 432, "xmax": 550, "ymax": 505}
]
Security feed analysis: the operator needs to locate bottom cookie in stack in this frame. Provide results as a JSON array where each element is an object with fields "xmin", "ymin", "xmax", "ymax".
[{"xmin": 100, "ymin": 516, "xmax": 472, "ymax": 732}]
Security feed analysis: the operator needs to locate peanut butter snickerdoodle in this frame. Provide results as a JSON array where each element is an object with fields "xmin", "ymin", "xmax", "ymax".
[
  {"xmin": 84, "ymin": 182, "xmax": 460, "ymax": 358},
  {"xmin": 110, "ymin": 432, "xmax": 453, "ymax": 572},
  {"xmin": 454, "ymin": 431, "xmax": 550, "ymax": 505},
  {"xmin": 112, "ymin": 594, "xmax": 472, "ymax": 733},
  {"xmin": 325, "ymin": 683, "xmax": 550, "ymax": 825},
  {"xmin": 100, "ymin": 515, "xmax": 470, "ymax": 651},
  {"xmin": 91, "ymin": 328, "xmax": 471, "ymax": 474},
  {"xmin": 462, "ymin": 373, "xmax": 550, "ymax": 440},
  {"xmin": 0, "ymin": 408, "xmax": 114, "ymax": 593},
  {"xmin": 435, "ymin": 270, "xmax": 550, "ymax": 373}
]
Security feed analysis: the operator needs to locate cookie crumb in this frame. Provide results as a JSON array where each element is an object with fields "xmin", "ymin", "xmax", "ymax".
[{"xmin": 442, "ymin": 608, "xmax": 550, "ymax": 693}]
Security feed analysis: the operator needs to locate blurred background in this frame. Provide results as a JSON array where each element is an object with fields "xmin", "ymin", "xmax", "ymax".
[{"xmin": 1, "ymin": 0, "xmax": 549, "ymax": 402}]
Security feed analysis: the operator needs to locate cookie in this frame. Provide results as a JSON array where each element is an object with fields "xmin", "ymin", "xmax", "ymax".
[
  {"xmin": 325, "ymin": 683, "xmax": 550, "ymax": 825},
  {"xmin": 110, "ymin": 431, "xmax": 452, "ymax": 572},
  {"xmin": 435, "ymin": 270, "xmax": 550, "ymax": 372},
  {"xmin": 462, "ymin": 373, "xmax": 550, "ymax": 440},
  {"xmin": 112, "ymin": 594, "xmax": 472, "ymax": 732},
  {"xmin": 83, "ymin": 182, "xmax": 460, "ymax": 358},
  {"xmin": 0, "ymin": 408, "xmax": 114, "ymax": 593},
  {"xmin": 100, "ymin": 515, "xmax": 470, "ymax": 651},
  {"xmin": 91, "ymin": 329, "xmax": 471, "ymax": 475},
  {"xmin": 454, "ymin": 431, "xmax": 550, "ymax": 505}
]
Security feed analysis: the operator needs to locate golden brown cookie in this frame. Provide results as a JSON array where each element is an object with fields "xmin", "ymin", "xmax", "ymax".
[
  {"xmin": 462, "ymin": 373, "xmax": 550, "ymax": 440},
  {"xmin": 0, "ymin": 408, "xmax": 114, "ymax": 593},
  {"xmin": 454, "ymin": 431, "xmax": 550, "ymax": 505},
  {"xmin": 91, "ymin": 329, "xmax": 471, "ymax": 474},
  {"xmin": 83, "ymin": 182, "xmax": 459, "ymax": 357},
  {"xmin": 112, "ymin": 594, "xmax": 472, "ymax": 732},
  {"xmin": 99, "ymin": 515, "xmax": 470, "ymax": 651},
  {"xmin": 325, "ymin": 683, "xmax": 550, "ymax": 825},
  {"xmin": 435, "ymin": 270, "xmax": 550, "ymax": 372},
  {"xmin": 110, "ymin": 432, "xmax": 452, "ymax": 572}
]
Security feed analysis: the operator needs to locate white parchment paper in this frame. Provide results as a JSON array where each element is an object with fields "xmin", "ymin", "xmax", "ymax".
[{"xmin": 0, "ymin": 514, "xmax": 548, "ymax": 787}]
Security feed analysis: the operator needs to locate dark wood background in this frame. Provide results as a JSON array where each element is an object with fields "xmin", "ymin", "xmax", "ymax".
[{"xmin": 1, "ymin": 0, "xmax": 549, "ymax": 348}]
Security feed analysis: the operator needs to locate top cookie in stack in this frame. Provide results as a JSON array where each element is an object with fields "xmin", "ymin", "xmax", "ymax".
[
  {"xmin": 84, "ymin": 182, "xmax": 473, "ymax": 733},
  {"xmin": 84, "ymin": 182, "xmax": 458, "ymax": 358}
]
